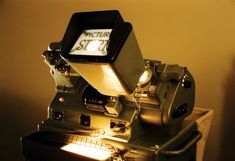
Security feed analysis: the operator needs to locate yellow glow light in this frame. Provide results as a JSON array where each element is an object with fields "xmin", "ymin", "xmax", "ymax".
[
  {"xmin": 61, "ymin": 143, "xmax": 111, "ymax": 160},
  {"xmin": 139, "ymin": 70, "xmax": 149, "ymax": 83},
  {"xmin": 138, "ymin": 69, "xmax": 152, "ymax": 86}
]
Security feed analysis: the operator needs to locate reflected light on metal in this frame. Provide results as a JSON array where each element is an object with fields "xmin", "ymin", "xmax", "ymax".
[
  {"xmin": 101, "ymin": 65, "xmax": 124, "ymax": 93},
  {"xmin": 61, "ymin": 143, "xmax": 112, "ymax": 160}
]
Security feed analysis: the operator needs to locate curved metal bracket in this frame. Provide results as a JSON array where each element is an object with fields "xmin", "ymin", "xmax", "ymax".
[{"xmin": 159, "ymin": 131, "xmax": 202, "ymax": 156}]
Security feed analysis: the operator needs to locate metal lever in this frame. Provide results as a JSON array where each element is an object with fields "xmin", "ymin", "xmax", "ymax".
[{"xmin": 159, "ymin": 131, "xmax": 202, "ymax": 156}]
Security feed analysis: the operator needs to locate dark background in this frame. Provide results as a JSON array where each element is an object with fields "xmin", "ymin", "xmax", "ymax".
[{"xmin": 1, "ymin": 1, "xmax": 235, "ymax": 161}]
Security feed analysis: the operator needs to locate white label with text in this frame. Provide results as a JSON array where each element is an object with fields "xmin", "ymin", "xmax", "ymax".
[{"xmin": 69, "ymin": 29, "xmax": 112, "ymax": 56}]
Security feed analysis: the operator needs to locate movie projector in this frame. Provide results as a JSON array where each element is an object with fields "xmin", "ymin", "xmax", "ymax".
[{"xmin": 21, "ymin": 10, "xmax": 202, "ymax": 161}]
